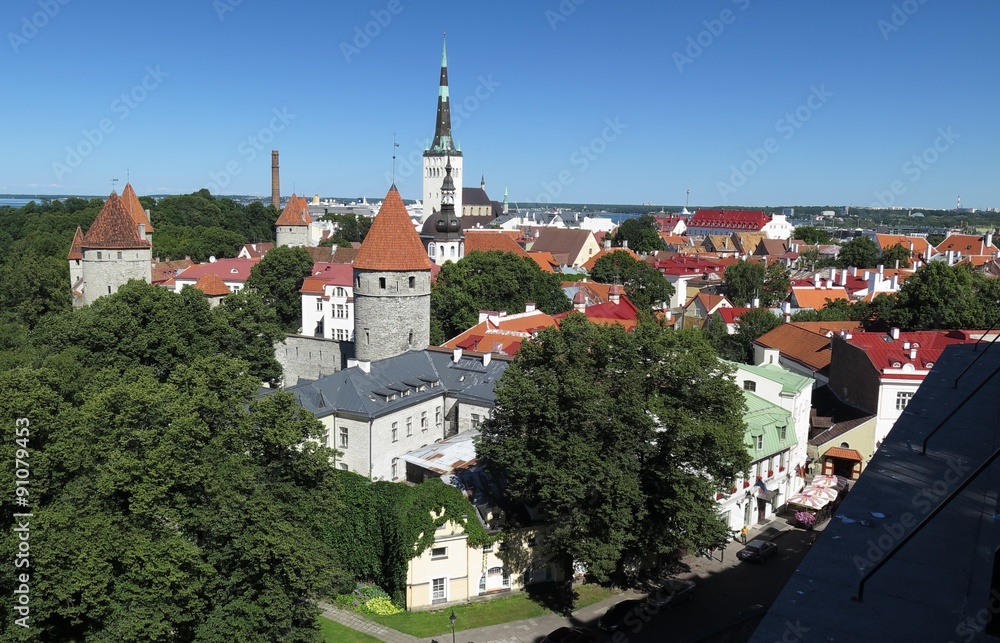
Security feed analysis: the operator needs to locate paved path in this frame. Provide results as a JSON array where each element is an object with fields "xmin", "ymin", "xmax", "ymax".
[{"xmin": 320, "ymin": 516, "xmax": 806, "ymax": 643}]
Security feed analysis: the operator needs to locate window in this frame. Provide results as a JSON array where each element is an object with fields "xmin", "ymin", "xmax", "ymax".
[
  {"xmin": 471, "ymin": 413, "xmax": 481, "ymax": 430},
  {"xmin": 392, "ymin": 422, "xmax": 398, "ymax": 442},
  {"xmin": 391, "ymin": 458, "xmax": 398, "ymax": 479},
  {"xmin": 429, "ymin": 244, "xmax": 436, "ymax": 258},
  {"xmin": 896, "ymin": 391, "xmax": 913, "ymax": 411},
  {"xmin": 431, "ymin": 547, "xmax": 447, "ymax": 559},
  {"xmin": 335, "ymin": 304, "xmax": 347, "ymax": 318},
  {"xmin": 365, "ymin": 329, "xmax": 370, "ymax": 344},
  {"xmin": 436, "ymin": 408, "xmax": 442, "ymax": 426},
  {"xmin": 339, "ymin": 463, "xmax": 348, "ymax": 471},
  {"xmin": 431, "ymin": 578, "xmax": 447, "ymax": 603},
  {"xmin": 743, "ymin": 380, "xmax": 756, "ymax": 392},
  {"xmin": 406, "ymin": 418, "xmax": 412, "ymax": 437},
  {"xmin": 755, "ymin": 435, "xmax": 764, "ymax": 450},
  {"xmin": 421, "ymin": 411, "xmax": 428, "ymax": 431},
  {"xmin": 778, "ymin": 426, "xmax": 787, "ymax": 441},
  {"xmin": 335, "ymin": 287, "xmax": 346, "ymax": 297},
  {"xmin": 117, "ymin": 251, "xmax": 122, "ymax": 260},
  {"xmin": 97, "ymin": 252, "xmax": 102, "ymax": 260},
  {"xmin": 409, "ymin": 276, "xmax": 415, "ymax": 288},
  {"xmin": 316, "ymin": 299, "xmax": 323, "ymax": 311},
  {"xmin": 379, "ymin": 277, "xmax": 386, "ymax": 289},
  {"xmin": 339, "ymin": 427, "xmax": 348, "ymax": 449},
  {"xmin": 355, "ymin": 276, "xmax": 360, "ymax": 288}
]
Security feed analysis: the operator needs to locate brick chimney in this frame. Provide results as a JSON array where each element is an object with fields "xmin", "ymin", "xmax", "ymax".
[{"xmin": 271, "ymin": 150, "xmax": 280, "ymax": 210}]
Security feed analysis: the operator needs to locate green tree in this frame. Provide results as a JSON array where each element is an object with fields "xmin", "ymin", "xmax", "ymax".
[
  {"xmin": 705, "ymin": 308, "xmax": 782, "ymax": 363},
  {"xmin": 430, "ymin": 251, "xmax": 571, "ymax": 343},
  {"xmin": 723, "ymin": 261, "xmax": 789, "ymax": 307},
  {"xmin": 880, "ymin": 243, "xmax": 912, "ymax": 269},
  {"xmin": 837, "ymin": 236, "xmax": 880, "ymax": 269},
  {"xmin": 211, "ymin": 290, "xmax": 285, "ymax": 386},
  {"xmin": 245, "ymin": 245, "xmax": 315, "ymax": 332},
  {"xmin": 761, "ymin": 263, "xmax": 792, "ymax": 308},
  {"xmin": 792, "ymin": 226, "xmax": 831, "ymax": 245},
  {"xmin": 477, "ymin": 316, "xmax": 749, "ymax": 593},
  {"xmin": 887, "ymin": 262, "xmax": 995, "ymax": 330},
  {"xmin": 589, "ymin": 251, "xmax": 674, "ymax": 311},
  {"xmin": 610, "ymin": 215, "xmax": 666, "ymax": 254}
]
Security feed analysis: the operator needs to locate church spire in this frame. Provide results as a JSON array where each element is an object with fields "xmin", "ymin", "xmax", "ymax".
[{"xmin": 429, "ymin": 34, "xmax": 459, "ymax": 155}]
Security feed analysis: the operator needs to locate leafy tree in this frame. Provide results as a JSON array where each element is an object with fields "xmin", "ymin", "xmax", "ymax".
[
  {"xmin": 589, "ymin": 251, "xmax": 674, "ymax": 311},
  {"xmin": 610, "ymin": 215, "xmax": 666, "ymax": 254},
  {"xmin": 0, "ymin": 252, "xmax": 70, "ymax": 329},
  {"xmin": 430, "ymin": 251, "xmax": 571, "ymax": 344},
  {"xmin": 887, "ymin": 262, "xmax": 996, "ymax": 330},
  {"xmin": 837, "ymin": 236, "xmax": 880, "ymax": 269},
  {"xmin": 245, "ymin": 245, "xmax": 315, "ymax": 332},
  {"xmin": 477, "ymin": 316, "xmax": 750, "ymax": 593},
  {"xmin": 723, "ymin": 261, "xmax": 789, "ymax": 307},
  {"xmin": 880, "ymin": 243, "xmax": 912, "ymax": 269},
  {"xmin": 705, "ymin": 309, "xmax": 782, "ymax": 363},
  {"xmin": 797, "ymin": 246, "xmax": 839, "ymax": 272},
  {"xmin": 793, "ymin": 226, "xmax": 831, "ymax": 245},
  {"xmin": 211, "ymin": 290, "xmax": 285, "ymax": 386},
  {"xmin": 319, "ymin": 213, "xmax": 373, "ymax": 246},
  {"xmin": 0, "ymin": 358, "xmax": 351, "ymax": 642}
]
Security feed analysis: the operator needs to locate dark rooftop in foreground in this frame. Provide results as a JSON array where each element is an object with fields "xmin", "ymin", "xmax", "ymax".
[{"xmin": 750, "ymin": 342, "xmax": 1000, "ymax": 642}]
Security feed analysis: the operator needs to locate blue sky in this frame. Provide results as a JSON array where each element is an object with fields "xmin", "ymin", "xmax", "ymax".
[{"xmin": 2, "ymin": 0, "xmax": 997, "ymax": 210}]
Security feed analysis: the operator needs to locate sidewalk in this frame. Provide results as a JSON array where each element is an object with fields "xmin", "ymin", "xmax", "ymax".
[
  {"xmin": 318, "ymin": 602, "xmax": 419, "ymax": 643},
  {"xmin": 680, "ymin": 514, "xmax": 821, "ymax": 578}
]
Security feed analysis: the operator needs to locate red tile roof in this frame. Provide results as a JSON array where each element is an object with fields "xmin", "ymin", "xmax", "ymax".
[
  {"xmin": 151, "ymin": 258, "xmax": 194, "ymax": 285},
  {"xmin": 67, "ymin": 226, "xmax": 84, "ymax": 260},
  {"xmin": 82, "ymin": 192, "xmax": 151, "ymax": 249},
  {"xmin": 936, "ymin": 234, "xmax": 996, "ymax": 256},
  {"xmin": 553, "ymin": 297, "xmax": 641, "ymax": 330},
  {"xmin": 274, "ymin": 194, "xmax": 312, "ymax": 226},
  {"xmin": 823, "ymin": 447, "xmax": 863, "ymax": 461},
  {"xmin": 121, "ymin": 182, "xmax": 154, "ymax": 232},
  {"xmin": 464, "ymin": 230, "xmax": 530, "ymax": 257},
  {"xmin": 354, "ymin": 186, "xmax": 433, "ymax": 272},
  {"xmin": 717, "ymin": 306, "xmax": 751, "ymax": 325},
  {"xmin": 239, "ymin": 242, "xmax": 274, "ymax": 258},
  {"xmin": 791, "ymin": 287, "xmax": 850, "ymax": 309},
  {"xmin": 688, "ymin": 209, "xmax": 770, "ymax": 231},
  {"xmin": 580, "ymin": 247, "xmax": 639, "ymax": 272},
  {"xmin": 192, "ymin": 273, "xmax": 231, "ymax": 297},
  {"xmin": 527, "ymin": 251, "xmax": 558, "ymax": 273},
  {"xmin": 654, "ymin": 254, "xmax": 729, "ymax": 277},
  {"xmin": 173, "ymin": 258, "xmax": 259, "ymax": 285},
  {"xmin": 299, "ymin": 262, "xmax": 354, "ymax": 295},
  {"xmin": 847, "ymin": 329, "xmax": 982, "ymax": 377},
  {"xmin": 874, "ymin": 234, "xmax": 931, "ymax": 257},
  {"xmin": 443, "ymin": 309, "xmax": 559, "ymax": 355}
]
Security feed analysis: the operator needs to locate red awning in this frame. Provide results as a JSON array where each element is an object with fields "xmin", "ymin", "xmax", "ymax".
[{"xmin": 824, "ymin": 447, "xmax": 863, "ymax": 462}]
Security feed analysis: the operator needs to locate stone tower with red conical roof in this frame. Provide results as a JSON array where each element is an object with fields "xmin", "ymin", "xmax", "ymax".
[
  {"xmin": 74, "ymin": 191, "xmax": 152, "ymax": 307},
  {"xmin": 353, "ymin": 185, "xmax": 433, "ymax": 363},
  {"xmin": 275, "ymin": 193, "xmax": 312, "ymax": 247},
  {"xmin": 121, "ymin": 182, "xmax": 154, "ymax": 244}
]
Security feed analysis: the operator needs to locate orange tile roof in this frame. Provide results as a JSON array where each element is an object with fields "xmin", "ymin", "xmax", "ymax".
[
  {"xmin": 937, "ymin": 234, "xmax": 995, "ymax": 255},
  {"xmin": 121, "ymin": 182, "xmax": 154, "ymax": 232},
  {"xmin": 443, "ymin": 309, "xmax": 559, "ymax": 355},
  {"xmin": 82, "ymin": 192, "xmax": 151, "ymax": 249},
  {"xmin": 754, "ymin": 323, "xmax": 837, "ymax": 373},
  {"xmin": 527, "ymin": 251, "xmax": 557, "ymax": 273},
  {"xmin": 580, "ymin": 247, "xmax": 639, "ymax": 272},
  {"xmin": 67, "ymin": 226, "xmax": 84, "ymax": 260},
  {"xmin": 353, "ymin": 186, "xmax": 433, "ymax": 272},
  {"xmin": 792, "ymin": 287, "xmax": 849, "ymax": 309},
  {"xmin": 274, "ymin": 194, "xmax": 313, "ymax": 226},
  {"xmin": 150, "ymin": 258, "xmax": 194, "ymax": 285},
  {"xmin": 192, "ymin": 273, "xmax": 231, "ymax": 297},
  {"xmin": 874, "ymin": 233, "xmax": 930, "ymax": 256},
  {"xmin": 465, "ymin": 230, "xmax": 530, "ymax": 257},
  {"xmin": 824, "ymin": 447, "xmax": 863, "ymax": 461}
]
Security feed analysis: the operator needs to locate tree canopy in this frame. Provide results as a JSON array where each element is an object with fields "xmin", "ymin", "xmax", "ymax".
[
  {"xmin": 245, "ymin": 245, "xmax": 315, "ymax": 332},
  {"xmin": 589, "ymin": 251, "xmax": 674, "ymax": 311},
  {"xmin": 704, "ymin": 308, "xmax": 782, "ymax": 364},
  {"xmin": 477, "ymin": 316, "xmax": 750, "ymax": 586},
  {"xmin": 837, "ymin": 235, "xmax": 881, "ymax": 269},
  {"xmin": 880, "ymin": 243, "xmax": 912, "ymax": 269},
  {"xmin": 430, "ymin": 250, "xmax": 571, "ymax": 344},
  {"xmin": 723, "ymin": 261, "xmax": 791, "ymax": 307},
  {"xmin": 887, "ymin": 261, "xmax": 1000, "ymax": 330},
  {"xmin": 792, "ymin": 226, "xmax": 831, "ymax": 245},
  {"xmin": 610, "ymin": 215, "xmax": 666, "ymax": 254},
  {"xmin": 151, "ymin": 191, "xmax": 276, "ymax": 262}
]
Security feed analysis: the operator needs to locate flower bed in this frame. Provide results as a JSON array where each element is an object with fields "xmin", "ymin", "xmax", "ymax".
[{"xmin": 794, "ymin": 511, "xmax": 817, "ymax": 529}]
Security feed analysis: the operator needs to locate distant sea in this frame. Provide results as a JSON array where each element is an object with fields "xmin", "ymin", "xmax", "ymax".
[{"xmin": 0, "ymin": 198, "xmax": 37, "ymax": 207}]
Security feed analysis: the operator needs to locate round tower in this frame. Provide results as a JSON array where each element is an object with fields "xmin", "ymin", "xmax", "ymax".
[
  {"xmin": 353, "ymin": 185, "xmax": 433, "ymax": 363},
  {"xmin": 78, "ymin": 191, "xmax": 152, "ymax": 307}
]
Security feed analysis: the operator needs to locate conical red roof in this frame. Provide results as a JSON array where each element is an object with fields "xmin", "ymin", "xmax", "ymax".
[
  {"xmin": 67, "ymin": 226, "xmax": 84, "ymax": 260},
  {"xmin": 275, "ymin": 194, "xmax": 312, "ymax": 226},
  {"xmin": 121, "ymin": 182, "xmax": 154, "ymax": 232},
  {"xmin": 82, "ymin": 192, "xmax": 151, "ymax": 249},
  {"xmin": 354, "ymin": 186, "xmax": 433, "ymax": 271},
  {"xmin": 192, "ymin": 273, "xmax": 231, "ymax": 297}
]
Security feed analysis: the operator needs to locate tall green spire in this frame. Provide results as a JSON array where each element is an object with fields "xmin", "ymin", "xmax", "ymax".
[{"xmin": 428, "ymin": 34, "xmax": 460, "ymax": 156}]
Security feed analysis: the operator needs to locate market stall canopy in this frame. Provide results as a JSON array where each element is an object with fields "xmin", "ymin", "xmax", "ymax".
[{"xmin": 787, "ymin": 493, "xmax": 830, "ymax": 509}]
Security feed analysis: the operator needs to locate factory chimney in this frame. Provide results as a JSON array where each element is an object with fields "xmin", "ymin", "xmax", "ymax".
[{"xmin": 271, "ymin": 150, "xmax": 280, "ymax": 210}]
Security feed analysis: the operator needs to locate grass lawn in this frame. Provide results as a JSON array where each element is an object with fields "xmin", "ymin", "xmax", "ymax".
[
  {"xmin": 319, "ymin": 616, "xmax": 382, "ymax": 643},
  {"xmin": 362, "ymin": 583, "xmax": 619, "ymax": 638}
]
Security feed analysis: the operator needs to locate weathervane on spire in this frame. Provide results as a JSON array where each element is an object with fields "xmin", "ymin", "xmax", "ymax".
[
  {"xmin": 392, "ymin": 132, "xmax": 400, "ymax": 185},
  {"xmin": 111, "ymin": 177, "xmax": 119, "ymax": 193}
]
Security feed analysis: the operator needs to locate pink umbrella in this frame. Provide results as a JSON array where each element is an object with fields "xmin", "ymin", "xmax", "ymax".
[
  {"xmin": 786, "ymin": 493, "xmax": 829, "ymax": 509},
  {"xmin": 810, "ymin": 474, "xmax": 841, "ymax": 488},
  {"xmin": 799, "ymin": 486, "xmax": 838, "ymax": 501}
]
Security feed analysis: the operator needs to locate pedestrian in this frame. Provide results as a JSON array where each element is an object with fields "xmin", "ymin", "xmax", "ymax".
[{"xmin": 741, "ymin": 526, "xmax": 748, "ymax": 544}]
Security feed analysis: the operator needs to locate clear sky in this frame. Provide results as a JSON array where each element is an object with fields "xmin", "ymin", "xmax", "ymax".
[{"xmin": 2, "ymin": 0, "xmax": 997, "ymax": 210}]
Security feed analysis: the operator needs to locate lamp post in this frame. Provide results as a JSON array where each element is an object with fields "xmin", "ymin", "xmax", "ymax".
[{"xmin": 449, "ymin": 611, "xmax": 456, "ymax": 643}]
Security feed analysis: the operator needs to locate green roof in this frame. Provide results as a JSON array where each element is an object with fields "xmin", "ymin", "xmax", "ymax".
[
  {"xmin": 733, "ymin": 361, "xmax": 813, "ymax": 395},
  {"xmin": 743, "ymin": 391, "xmax": 796, "ymax": 455}
]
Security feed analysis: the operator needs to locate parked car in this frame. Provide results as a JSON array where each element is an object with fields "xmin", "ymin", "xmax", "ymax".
[
  {"xmin": 646, "ymin": 578, "xmax": 696, "ymax": 609},
  {"xmin": 597, "ymin": 599, "xmax": 645, "ymax": 632},
  {"xmin": 737, "ymin": 539, "xmax": 778, "ymax": 562},
  {"xmin": 541, "ymin": 626, "xmax": 598, "ymax": 643}
]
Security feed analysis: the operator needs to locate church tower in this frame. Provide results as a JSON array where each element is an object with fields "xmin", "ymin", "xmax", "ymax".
[
  {"xmin": 420, "ymin": 157, "xmax": 464, "ymax": 265},
  {"xmin": 422, "ymin": 36, "xmax": 463, "ymax": 222},
  {"xmin": 353, "ymin": 185, "xmax": 433, "ymax": 363},
  {"xmin": 75, "ymin": 191, "xmax": 152, "ymax": 307}
]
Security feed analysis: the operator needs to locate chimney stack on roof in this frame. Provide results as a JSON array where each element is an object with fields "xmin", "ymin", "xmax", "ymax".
[
  {"xmin": 891, "ymin": 327, "xmax": 900, "ymax": 340},
  {"xmin": 453, "ymin": 347, "xmax": 463, "ymax": 362}
]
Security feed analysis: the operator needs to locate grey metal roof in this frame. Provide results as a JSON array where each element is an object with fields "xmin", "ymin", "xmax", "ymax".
[{"xmin": 281, "ymin": 349, "xmax": 509, "ymax": 419}]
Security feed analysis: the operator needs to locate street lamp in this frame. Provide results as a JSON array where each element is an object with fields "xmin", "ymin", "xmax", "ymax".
[{"xmin": 449, "ymin": 611, "xmax": 456, "ymax": 643}]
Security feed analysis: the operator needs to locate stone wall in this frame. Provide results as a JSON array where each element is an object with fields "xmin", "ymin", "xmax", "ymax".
[
  {"xmin": 276, "ymin": 335, "xmax": 349, "ymax": 387},
  {"xmin": 353, "ymin": 270, "xmax": 431, "ymax": 362},
  {"xmin": 81, "ymin": 248, "xmax": 151, "ymax": 306}
]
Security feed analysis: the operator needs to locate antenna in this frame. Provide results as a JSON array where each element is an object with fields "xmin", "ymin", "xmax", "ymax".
[
  {"xmin": 392, "ymin": 132, "xmax": 399, "ymax": 184},
  {"xmin": 111, "ymin": 177, "xmax": 119, "ymax": 193},
  {"xmin": 126, "ymin": 167, "xmax": 130, "ymax": 184},
  {"xmin": 686, "ymin": 186, "xmax": 690, "ymax": 210}
]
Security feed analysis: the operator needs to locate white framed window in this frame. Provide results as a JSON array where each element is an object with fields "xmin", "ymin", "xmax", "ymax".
[
  {"xmin": 471, "ymin": 413, "xmax": 481, "ymax": 430},
  {"xmin": 896, "ymin": 391, "xmax": 913, "ymax": 411},
  {"xmin": 339, "ymin": 463, "xmax": 348, "ymax": 471},
  {"xmin": 339, "ymin": 427, "xmax": 348, "ymax": 449},
  {"xmin": 406, "ymin": 418, "xmax": 413, "ymax": 436},
  {"xmin": 743, "ymin": 380, "xmax": 756, "ymax": 392},
  {"xmin": 778, "ymin": 426, "xmax": 787, "ymax": 441},
  {"xmin": 392, "ymin": 422, "xmax": 398, "ymax": 442},
  {"xmin": 316, "ymin": 299, "xmax": 323, "ymax": 311},
  {"xmin": 431, "ymin": 577, "xmax": 447, "ymax": 604},
  {"xmin": 436, "ymin": 408, "xmax": 442, "ymax": 425},
  {"xmin": 431, "ymin": 547, "xmax": 447, "ymax": 559},
  {"xmin": 391, "ymin": 458, "xmax": 398, "ymax": 479},
  {"xmin": 421, "ymin": 411, "xmax": 428, "ymax": 431},
  {"xmin": 755, "ymin": 435, "xmax": 764, "ymax": 450}
]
